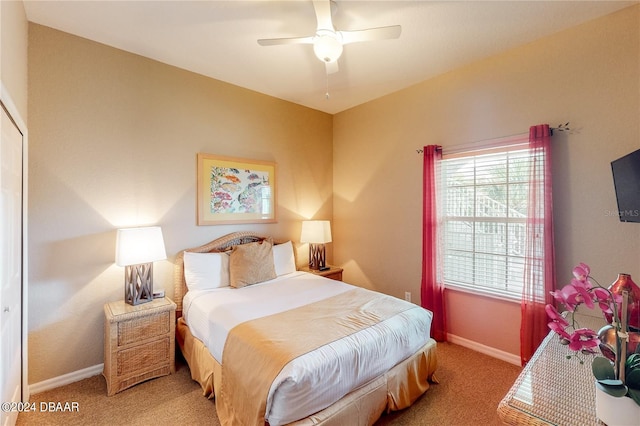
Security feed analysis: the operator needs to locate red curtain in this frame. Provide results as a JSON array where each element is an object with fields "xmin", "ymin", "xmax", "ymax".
[
  {"xmin": 520, "ymin": 124, "xmax": 556, "ymax": 365},
  {"xmin": 421, "ymin": 145, "xmax": 447, "ymax": 342}
]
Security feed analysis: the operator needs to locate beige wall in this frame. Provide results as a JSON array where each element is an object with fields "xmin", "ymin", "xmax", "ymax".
[
  {"xmin": 1, "ymin": 0, "xmax": 28, "ymax": 119},
  {"xmin": 27, "ymin": 24, "xmax": 333, "ymax": 383},
  {"xmin": 333, "ymin": 5, "xmax": 640, "ymax": 357}
]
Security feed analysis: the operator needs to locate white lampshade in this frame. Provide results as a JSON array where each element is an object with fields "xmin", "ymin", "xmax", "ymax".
[
  {"xmin": 300, "ymin": 220, "xmax": 332, "ymax": 244},
  {"xmin": 115, "ymin": 226, "xmax": 167, "ymax": 266},
  {"xmin": 313, "ymin": 33, "xmax": 343, "ymax": 63}
]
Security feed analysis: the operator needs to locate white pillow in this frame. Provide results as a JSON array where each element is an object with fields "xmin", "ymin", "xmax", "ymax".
[
  {"xmin": 272, "ymin": 241, "xmax": 296, "ymax": 276},
  {"xmin": 183, "ymin": 251, "xmax": 230, "ymax": 291}
]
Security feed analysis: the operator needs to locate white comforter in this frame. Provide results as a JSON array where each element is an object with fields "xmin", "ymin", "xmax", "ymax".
[{"xmin": 183, "ymin": 271, "xmax": 433, "ymax": 425}]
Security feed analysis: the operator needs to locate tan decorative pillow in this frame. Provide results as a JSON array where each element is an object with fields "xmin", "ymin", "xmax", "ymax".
[{"xmin": 229, "ymin": 238, "xmax": 277, "ymax": 288}]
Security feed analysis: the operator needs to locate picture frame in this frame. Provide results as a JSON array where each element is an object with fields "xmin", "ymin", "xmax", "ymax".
[{"xmin": 197, "ymin": 153, "xmax": 277, "ymax": 225}]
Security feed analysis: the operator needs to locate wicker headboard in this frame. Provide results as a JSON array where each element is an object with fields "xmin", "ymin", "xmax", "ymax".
[{"xmin": 173, "ymin": 231, "xmax": 277, "ymax": 315}]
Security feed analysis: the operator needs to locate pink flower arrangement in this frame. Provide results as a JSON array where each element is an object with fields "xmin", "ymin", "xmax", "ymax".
[
  {"xmin": 546, "ymin": 263, "xmax": 621, "ymax": 358},
  {"xmin": 546, "ymin": 263, "xmax": 640, "ymax": 407}
]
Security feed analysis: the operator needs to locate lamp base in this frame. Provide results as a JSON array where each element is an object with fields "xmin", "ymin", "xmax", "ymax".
[
  {"xmin": 124, "ymin": 262, "xmax": 154, "ymax": 305},
  {"xmin": 308, "ymin": 243, "xmax": 326, "ymax": 270}
]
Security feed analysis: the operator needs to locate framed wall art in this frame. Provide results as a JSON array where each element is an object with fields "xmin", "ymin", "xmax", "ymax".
[{"xmin": 197, "ymin": 154, "xmax": 277, "ymax": 225}]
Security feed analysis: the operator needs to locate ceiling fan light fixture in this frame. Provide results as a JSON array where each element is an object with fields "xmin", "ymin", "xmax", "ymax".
[
  {"xmin": 258, "ymin": 0, "xmax": 401, "ymax": 76},
  {"xmin": 313, "ymin": 32, "xmax": 343, "ymax": 63}
]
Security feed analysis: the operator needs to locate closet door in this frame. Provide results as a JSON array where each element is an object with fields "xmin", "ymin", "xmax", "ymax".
[{"xmin": 0, "ymin": 103, "xmax": 23, "ymax": 426}]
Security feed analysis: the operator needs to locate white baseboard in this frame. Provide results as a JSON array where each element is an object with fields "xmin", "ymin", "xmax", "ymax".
[
  {"xmin": 29, "ymin": 364, "xmax": 104, "ymax": 395},
  {"xmin": 447, "ymin": 333, "xmax": 521, "ymax": 366}
]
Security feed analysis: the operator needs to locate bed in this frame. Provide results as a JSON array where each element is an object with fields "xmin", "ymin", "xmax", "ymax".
[{"xmin": 173, "ymin": 231, "xmax": 438, "ymax": 426}]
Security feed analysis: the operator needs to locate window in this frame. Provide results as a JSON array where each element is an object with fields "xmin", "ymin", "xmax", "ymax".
[
  {"xmin": 440, "ymin": 145, "xmax": 542, "ymax": 299},
  {"xmin": 260, "ymin": 185, "xmax": 272, "ymax": 216}
]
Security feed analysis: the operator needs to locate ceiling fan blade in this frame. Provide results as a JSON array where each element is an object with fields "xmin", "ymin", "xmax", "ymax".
[
  {"xmin": 257, "ymin": 36, "xmax": 314, "ymax": 46},
  {"xmin": 340, "ymin": 25, "xmax": 402, "ymax": 44},
  {"xmin": 313, "ymin": 0, "xmax": 334, "ymax": 31},
  {"xmin": 325, "ymin": 61, "xmax": 339, "ymax": 75}
]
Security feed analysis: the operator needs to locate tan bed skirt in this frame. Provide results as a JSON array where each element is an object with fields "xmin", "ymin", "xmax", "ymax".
[{"xmin": 176, "ymin": 317, "xmax": 438, "ymax": 426}]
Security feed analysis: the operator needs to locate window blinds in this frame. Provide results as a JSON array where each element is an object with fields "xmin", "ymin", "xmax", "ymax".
[{"xmin": 441, "ymin": 146, "xmax": 542, "ymax": 299}]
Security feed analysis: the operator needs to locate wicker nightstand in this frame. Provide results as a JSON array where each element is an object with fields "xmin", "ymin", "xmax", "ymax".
[
  {"xmin": 299, "ymin": 265, "xmax": 343, "ymax": 281},
  {"xmin": 103, "ymin": 297, "xmax": 176, "ymax": 396}
]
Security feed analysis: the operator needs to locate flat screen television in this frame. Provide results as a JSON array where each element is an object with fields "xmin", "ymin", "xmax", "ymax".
[{"xmin": 611, "ymin": 148, "xmax": 640, "ymax": 223}]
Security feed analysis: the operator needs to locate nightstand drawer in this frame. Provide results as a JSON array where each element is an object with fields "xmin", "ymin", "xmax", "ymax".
[
  {"xmin": 117, "ymin": 311, "xmax": 170, "ymax": 346},
  {"xmin": 323, "ymin": 270, "xmax": 342, "ymax": 281},
  {"xmin": 299, "ymin": 265, "xmax": 344, "ymax": 281},
  {"xmin": 117, "ymin": 337, "xmax": 170, "ymax": 376}
]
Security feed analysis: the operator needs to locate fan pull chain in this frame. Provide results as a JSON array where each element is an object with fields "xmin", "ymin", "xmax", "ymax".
[{"xmin": 325, "ymin": 72, "xmax": 330, "ymax": 100}]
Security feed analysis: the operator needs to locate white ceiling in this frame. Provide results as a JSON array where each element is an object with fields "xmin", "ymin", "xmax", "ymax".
[{"xmin": 23, "ymin": 0, "xmax": 638, "ymax": 114}]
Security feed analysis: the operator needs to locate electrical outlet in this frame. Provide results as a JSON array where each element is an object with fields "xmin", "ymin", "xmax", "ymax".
[{"xmin": 404, "ymin": 292, "xmax": 411, "ymax": 302}]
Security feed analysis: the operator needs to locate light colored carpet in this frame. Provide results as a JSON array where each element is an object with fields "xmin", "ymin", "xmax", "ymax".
[{"xmin": 17, "ymin": 342, "xmax": 521, "ymax": 425}]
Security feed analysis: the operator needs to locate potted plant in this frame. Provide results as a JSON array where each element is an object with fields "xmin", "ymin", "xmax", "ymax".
[{"xmin": 546, "ymin": 263, "xmax": 640, "ymax": 425}]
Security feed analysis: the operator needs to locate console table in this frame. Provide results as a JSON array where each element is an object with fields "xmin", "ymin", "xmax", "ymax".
[{"xmin": 498, "ymin": 313, "xmax": 606, "ymax": 425}]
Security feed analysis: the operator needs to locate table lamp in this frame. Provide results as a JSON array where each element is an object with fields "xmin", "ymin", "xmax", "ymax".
[
  {"xmin": 300, "ymin": 220, "xmax": 332, "ymax": 270},
  {"xmin": 115, "ymin": 226, "xmax": 167, "ymax": 305}
]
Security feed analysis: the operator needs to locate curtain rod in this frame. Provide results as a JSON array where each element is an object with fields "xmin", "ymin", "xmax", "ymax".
[{"xmin": 415, "ymin": 122, "xmax": 570, "ymax": 154}]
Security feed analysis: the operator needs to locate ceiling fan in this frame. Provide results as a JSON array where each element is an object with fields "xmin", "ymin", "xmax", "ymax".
[{"xmin": 257, "ymin": 0, "xmax": 402, "ymax": 75}]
